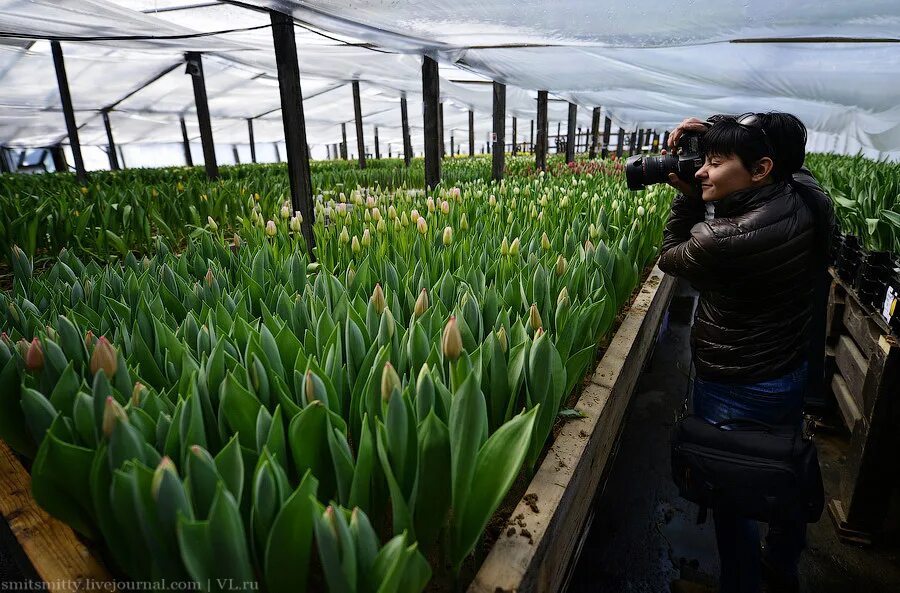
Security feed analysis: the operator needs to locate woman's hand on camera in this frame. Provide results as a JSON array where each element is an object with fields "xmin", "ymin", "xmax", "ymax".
[
  {"xmin": 668, "ymin": 117, "xmax": 709, "ymax": 150},
  {"xmin": 666, "ymin": 172, "xmax": 699, "ymax": 199}
]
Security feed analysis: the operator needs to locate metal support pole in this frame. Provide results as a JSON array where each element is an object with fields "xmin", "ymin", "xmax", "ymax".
[
  {"xmin": 439, "ymin": 102, "xmax": 445, "ymax": 158},
  {"xmin": 341, "ymin": 123, "xmax": 348, "ymax": 159},
  {"xmin": 248, "ymin": 118, "xmax": 257, "ymax": 163},
  {"xmin": 101, "ymin": 110, "xmax": 119, "ymax": 171},
  {"xmin": 511, "ymin": 116, "xmax": 517, "ymax": 155},
  {"xmin": 180, "ymin": 116, "xmax": 193, "ymax": 166},
  {"xmin": 374, "ymin": 126, "xmax": 381, "ymax": 159},
  {"xmin": 50, "ymin": 41, "xmax": 86, "ymax": 183},
  {"xmin": 232, "ymin": 146, "xmax": 240, "ymax": 164},
  {"xmin": 566, "ymin": 102, "xmax": 577, "ymax": 164},
  {"xmin": 468, "ymin": 110, "xmax": 475, "ymax": 158},
  {"xmin": 118, "ymin": 146, "xmax": 126, "ymax": 169},
  {"xmin": 616, "ymin": 128, "xmax": 625, "ymax": 158},
  {"xmin": 492, "ymin": 81, "xmax": 506, "ymax": 182},
  {"xmin": 589, "ymin": 107, "xmax": 601, "ymax": 159},
  {"xmin": 422, "ymin": 56, "xmax": 441, "ymax": 188},
  {"xmin": 270, "ymin": 10, "xmax": 315, "ymax": 254},
  {"xmin": 602, "ymin": 117, "xmax": 612, "ymax": 159},
  {"xmin": 400, "ymin": 94, "xmax": 412, "ymax": 167},
  {"xmin": 185, "ymin": 52, "xmax": 219, "ymax": 179},
  {"xmin": 274, "ymin": 142, "xmax": 281, "ymax": 162},
  {"xmin": 536, "ymin": 91, "xmax": 548, "ymax": 171},
  {"xmin": 352, "ymin": 80, "xmax": 366, "ymax": 169}
]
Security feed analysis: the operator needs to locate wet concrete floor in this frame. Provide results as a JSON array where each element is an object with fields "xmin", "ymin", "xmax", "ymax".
[{"xmin": 567, "ymin": 281, "xmax": 900, "ymax": 593}]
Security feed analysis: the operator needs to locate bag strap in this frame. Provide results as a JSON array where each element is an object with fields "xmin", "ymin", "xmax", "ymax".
[{"xmin": 713, "ymin": 417, "xmax": 777, "ymax": 432}]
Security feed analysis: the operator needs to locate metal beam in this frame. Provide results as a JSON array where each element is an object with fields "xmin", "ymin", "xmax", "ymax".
[
  {"xmin": 270, "ymin": 10, "xmax": 315, "ymax": 254},
  {"xmin": 566, "ymin": 102, "xmax": 577, "ymax": 164},
  {"xmin": 247, "ymin": 118, "xmax": 257, "ymax": 163},
  {"xmin": 352, "ymin": 80, "xmax": 366, "ymax": 169},
  {"xmin": 102, "ymin": 110, "xmax": 119, "ymax": 170},
  {"xmin": 422, "ymin": 56, "xmax": 441, "ymax": 189},
  {"xmin": 468, "ymin": 110, "xmax": 474, "ymax": 158},
  {"xmin": 185, "ymin": 52, "xmax": 219, "ymax": 179},
  {"xmin": 180, "ymin": 116, "xmax": 193, "ymax": 166},
  {"xmin": 50, "ymin": 41, "xmax": 86, "ymax": 183},
  {"xmin": 400, "ymin": 94, "xmax": 411, "ymax": 167},
  {"xmin": 536, "ymin": 90, "xmax": 548, "ymax": 171},
  {"xmin": 492, "ymin": 81, "xmax": 506, "ymax": 182}
]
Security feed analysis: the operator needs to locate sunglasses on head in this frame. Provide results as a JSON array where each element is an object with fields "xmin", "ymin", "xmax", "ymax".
[{"xmin": 734, "ymin": 113, "xmax": 774, "ymax": 154}]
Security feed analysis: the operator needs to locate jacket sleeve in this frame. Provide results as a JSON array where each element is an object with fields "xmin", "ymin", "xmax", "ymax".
[{"xmin": 658, "ymin": 193, "xmax": 724, "ymax": 289}]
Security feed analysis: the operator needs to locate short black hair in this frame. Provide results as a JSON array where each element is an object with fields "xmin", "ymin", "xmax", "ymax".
[{"xmin": 701, "ymin": 112, "xmax": 807, "ymax": 181}]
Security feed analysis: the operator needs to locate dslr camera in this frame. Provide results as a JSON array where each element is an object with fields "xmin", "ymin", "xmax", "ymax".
[{"xmin": 624, "ymin": 132, "xmax": 703, "ymax": 191}]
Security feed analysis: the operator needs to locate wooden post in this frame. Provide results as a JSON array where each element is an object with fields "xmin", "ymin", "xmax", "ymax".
[
  {"xmin": 118, "ymin": 146, "xmax": 126, "ymax": 169},
  {"xmin": 577, "ymin": 126, "xmax": 583, "ymax": 154},
  {"xmin": 270, "ymin": 10, "xmax": 315, "ymax": 254},
  {"xmin": 185, "ymin": 52, "xmax": 219, "ymax": 180},
  {"xmin": 274, "ymin": 142, "xmax": 281, "ymax": 162},
  {"xmin": 439, "ymin": 102, "xmax": 445, "ymax": 158},
  {"xmin": 511, "ymin": 116, "xmax": 518, "ymax": 155},
  {"xmin": 101, "ymin": 110, "xmax": 119, "ymax": 171},
  {"xmin": 374, "ymin": 126, "xmax": 381, "ymax": 159},
  {"xmin": 536, "ymin": 91, "xmax": 548, "ymax": 171},
  {"xmin": 651, "ymin": 130, "xmax": 660, "ymax": 153},
  {"xmin": 530, "ymin": 118, "xmax": 535, "ymax": 152},
  {"xmin": 247, "ymin": 118, "xmax": 257, "ymax": 163},
  {"xmin": 50, "ymin": 41, "xmax": 87, "ymax": 183},
  {"xmin": 422, "ymin": 56, "xmax": 441, "ymax": 189},
  {"xmin": 662, "ymin": 130, "xmax": 671, "ymax": 150},
  {"xmin": 637, "ymin": 128, "xmax": 645, "ymax": 153},
  {"xmin": 232, "ymin": 145, "xmax": 240, "ymax": 164},
  {"xmin": 566, "ymin": 102, "xmax": 577, "ymax": 164},
  {"xmin": 341, "ymin": 123, "xmax": 348, "ymax": 159},
  {"xmin": 556, "ymin": 121, "xmax": 562, "ymax": 153},
  {"xmin": 589, "ymin": 107, "xmax": 601, "ymax": 159},
  {"xmin": 351, "ymin": 80, "xmax": 366, "ymax": 169},
  {"xmin": 450, "ymin": 134, "xmax": 455, "ymax": 158},
  {"xmin": 180, "ymin": 116, "xmax": 193, "ymax": 166},
  {"xmin": 616, "ymin": 128, "xmax": 625, "ymax": 157},
  {"xmin": 492, "ymin": 81, "xmax": 506, "ymax": 182},
  {"xmin": 468, "ymin": 109, "xmax": 475, "ymax": 158},
  {"xmin": 602, "ymin": 116, "xmax": 612, "ymax": 158},
  {"xmin": 401, "ymin": 94, "xmax": 412, "ymax": 167},
  {"xmin": 628, "ymin": 130, "xmax": 638, "ymax": 156}
]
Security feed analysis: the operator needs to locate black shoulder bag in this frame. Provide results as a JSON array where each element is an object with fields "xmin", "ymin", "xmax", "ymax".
[{"xmin": 670, "ymin": 178, "xmax": 829, "ymax": 524}]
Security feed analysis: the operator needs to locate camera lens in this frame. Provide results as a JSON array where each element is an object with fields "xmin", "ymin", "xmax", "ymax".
[{"xmin": 625, "ymin": 154, "xmax": 678, "ymax": 190}]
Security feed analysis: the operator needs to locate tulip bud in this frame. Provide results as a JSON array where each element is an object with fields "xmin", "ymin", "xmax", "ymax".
[
  {"xmin": 541, "ymin": 232, "xmax": 551, "ymax": 251},
  {"xmin": 489, "ymin": 195, "xmax": 496, "ymax": 207},
  {"xmin": 417, "ymin": 217, "xmax": 428, "ymax": 235},
  {"xmin": 510, "ymin": 238, "xmax": 520, "ymax": 256},
  {"xmin": 339, "ymin": 226, "xmax": 350, "ymax": 244},
  {"xmin": 496, "ymin": 326, "xmax": 508, "ymax": 354},
  {"xmin": 281, "ymin": 204, "xmax": 291, "ymax": 219},
  {"xmin": 151, "ymin": 457, "xmax": 177, "ymax": 501},
  {"xmin": 362, "ymin": 228, "xmax": 371, "ymax": 247},
  {"xmin": 388, "ymin": 205, "xmax": 397, "ymax": 220},
  {"xmin": 440, "ymin": 200, "xmax": 449, "ymax": 215},
  {"xmin": 207, "ymin": 216, "xmax": 218, "ymax": 232},
  {"xmin": 460, "ymin": 213, "xmax": 469, "ymax": 231},
  {"xmin": 371, "ymin": 284, "xmax": 386, "ymax": 314},
  {"xmin": 426, "ymin": 197, "xmax": 435, "ymax": 213},
  {"xmin": 132, "ymin": 382, "xmax": 145, "ymax": 407},
  {"xmin": 555, "ymin": 254, "xmax": 568, "ymax": 277},
  {"xmin": 0, "ymin": 332, "xmax": 10, "ymax": 347},
  {"xmin": 346, "ymin": 266, "xmax": 356, "ymax": 286},
  {"xmin": 372, "ymin": 207, "xmax": 382, "ymax": 222},
  {"xmin": 442, "ymin": 226, "xmax": 453, "ymax": 246},
  {"xmin": 102, "ymin": 396, "xmax": 128, "ymax": 438},
  {"xmin": 612, "ymin": 199, "xmax": 620, "ymax": 211},
  {"xmin": 414, "ymin": 288, "xmax": 429, "ymax": 318},
  {"xmin": 364, "ymin": 209, "xmax": 371, "ymax": 222},
  {"xmin": 501, "ymin": 237, "xmax": 509, "ymax": 256},
  {"xmin": 305, "ymin": 370, "xmax": 317, "ymax": 404},
  {"xmin": 265, "ymin": 220, "xmax": 277, "ymax": 237},
  {"xmin": 233, "ymin": 233, "xmax": 242, "ymax": 249},
  {"xmin": 91, "ymin": 336, "xmax": 118, "ymax": 377},
  {"xmin": 442, "ymin": 316, "xmax": 463, "ymax": 361},
  {"xmin": 376, "ymin": 218, "xmax": 386, "ymax": 233},
  {"xmin": 205, "ymin": 268, "xmax": 214, "ymax": 287},
  {"xmin": 589, "ymin": 223, "xmax": 598, "ymax": 239},
  {"xmin": 381, "ymin": 362, "xmax": 401, "ymax": 402},
  {"xmin": 410, "ymin": 209, "xmax": 420, "ymax": 223},
  {"xmin": 557, "ymin": 286, "xmax": 570, "ymax": 308},
  {"xmin": 366, "ymin": 196, "xmax": 376, "ymax": 209},
  {"xmin": 584, "ymin": 239, "xmax": 595, "ymax": 256},
  {"xmin": 290, "ymin": 216, "xmax": 302, "ymax": 232},
  {"xmin": 400, "ymin": 212, "xmax": 409, "ymax": 227},
  {"xmin": 85, "ymin": 330, "xmax": 95, "ymax": 351},
  {"xmin": 529, "ymin": 303, "xmax": 543, "ymax": 331},
  {"xmin": 25, "ymin": 338, "xmax": 44, "ymax": 372},
  {"xmin": 637, "ymin": 205, "xmax": 646, "ymax": 216}
]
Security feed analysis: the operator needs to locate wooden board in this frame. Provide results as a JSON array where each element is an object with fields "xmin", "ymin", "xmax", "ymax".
[
  {"xmin": 841, "ymin": 299, "xmax": 881, "ymax": 361},
  {"xmin": 469, "ymin": 265, "xmax": 676, "ymax": 593},
  {"xmin": 831, "ymin": 373, "xmax": 862, "ymax": 432},
  {"xmin": 0, "ymin": 441, "xmax": 115, "ymax": 592},
  {"xmin": 834, "ymin": 334, "xmax": 868, "ymax": 411}
]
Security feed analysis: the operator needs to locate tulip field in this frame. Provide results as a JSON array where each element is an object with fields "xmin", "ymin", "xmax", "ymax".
[{"xmin": 0, "ymin": 155, "xmax": 669, "ymax": 592}]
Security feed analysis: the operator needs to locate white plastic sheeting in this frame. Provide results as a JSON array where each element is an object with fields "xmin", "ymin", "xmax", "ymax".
[{"xmin": 0, "ymin": 0, "xmax": 898, "ymax": 168}]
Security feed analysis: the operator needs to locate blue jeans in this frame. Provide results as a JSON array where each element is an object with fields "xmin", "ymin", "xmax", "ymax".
[{"xmin": 692, "ymin": 362, "xmax": 808, "ymax": 593}]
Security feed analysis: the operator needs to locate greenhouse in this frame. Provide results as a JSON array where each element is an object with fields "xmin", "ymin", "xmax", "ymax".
[{"xmin": 0, "ymin": 2, "xmax": 899, "ymax": 593}]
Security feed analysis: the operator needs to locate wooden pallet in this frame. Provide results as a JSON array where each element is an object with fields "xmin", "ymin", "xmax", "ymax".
[
  {"xmin": 469, "ymin": 265, "xmax": 676, "ymax": 593},
  {"xmin": 825, "ymin": 269, "xmax": 900, "ymax": 545}
]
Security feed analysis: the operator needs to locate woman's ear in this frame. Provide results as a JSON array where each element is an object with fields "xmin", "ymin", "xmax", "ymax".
[{"xmin": 752, "ymin": 157, "xmax": 774, "ymax": 182}]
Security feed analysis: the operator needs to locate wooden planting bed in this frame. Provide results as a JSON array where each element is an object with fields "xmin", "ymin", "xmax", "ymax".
[
  {"xmin": 824, "ymin": 268, "xmax": 900, "ymax": 545},
  {"xmin": 0, "ymin": 265, "xmax": 676, "ymax": 593}
]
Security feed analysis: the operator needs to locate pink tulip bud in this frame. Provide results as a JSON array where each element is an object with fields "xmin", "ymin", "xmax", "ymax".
[
  {"xmin": 25, "ymin": 338, "xmax": 44, "ymax": 372},
  {"xmin": 90, "ymin": 336, "xmax": 118, "ymax": 377}
]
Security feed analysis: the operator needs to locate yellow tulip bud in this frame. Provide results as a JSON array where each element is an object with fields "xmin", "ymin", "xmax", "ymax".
[
  {"xmin": 265, "ymin": 220, "xmax": 277, "ymax": 237},
  {"xmin": 460, "ymin": 213, "xmax": 469, "ymax": 230},
  {"xmin": 371, "ymin": 284, "xmax": 386, "ymax": 314},
  {"xmin": 496, "ymin": 326, "xmax": 508, "ymax": 353},
  {"xmin": 362, "ymin": 228, "xmax": 371, "ymax": 247},
  {"xmin": 381, "ymin": 362, "xmax": 401, "ymax": 402},
  {"xmin": 339, "ymin": 226, "xmax": 350, "ymax": 244},
  {"xmin": 510, "ymin": 238, "xmax": 520, "ymax": 256},
  {"xmin": 555, "ymin": 254, "xmax": 568, "ymax": 277},
  {"xmin": 442, "ymin": 316, "xmax": 463, "ymax": 361},
  {"xmin": 501, "ymin": 237, "xmax": 509, "ymax": 256},
  {"xmin": 557, "ymin": 286, "xmax": 570, "ymax": 308},
  {"xmin": 414, "ymin": 288, "xmax": 429, "ymax": 318},
  {"xmin": 529, "ymin": 303, "xmax": 543, "ymax": 332},
  {"xmin": 442, "ymin": 226, "xmax": 453, "ymax": 246},
  {"xmin": 541, "ymin": 232, "xmax": 551, "ymax": 251}
]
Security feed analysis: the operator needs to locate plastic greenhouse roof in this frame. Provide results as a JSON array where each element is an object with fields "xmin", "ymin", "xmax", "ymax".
[{"xmin": 1, "ymin": 0, "xmax": 898, "ymax": 166}]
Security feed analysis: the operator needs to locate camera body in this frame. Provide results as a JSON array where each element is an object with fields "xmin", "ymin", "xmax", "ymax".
[{"xmin": 624, "ymin": 132, "xmax": 703, "ymax": 191}]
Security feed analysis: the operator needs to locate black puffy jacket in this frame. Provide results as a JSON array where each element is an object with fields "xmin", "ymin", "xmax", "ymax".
[{"xmin": 659, "ymin": 169, "xmax": 835, "ymax": 383}]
